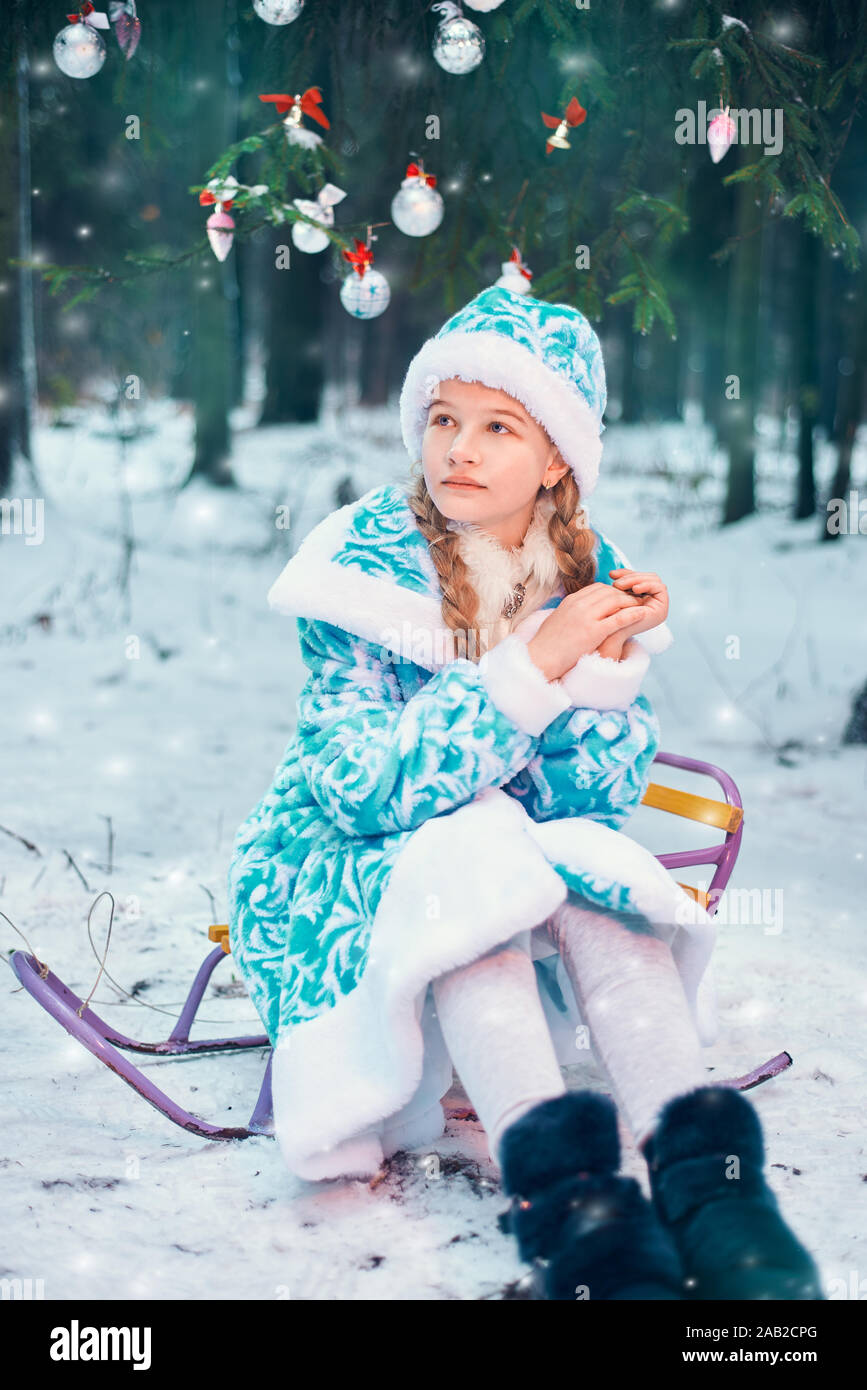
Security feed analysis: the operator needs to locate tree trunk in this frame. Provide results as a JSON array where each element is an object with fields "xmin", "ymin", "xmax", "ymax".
[
  {"xmin": 0, "ymin": 5, "xmax": 38, "ymax": 497},
  {"xmin": 259, "ymin": 247, "xmax": 326, "ymax": 424},
  {"xmin": 721, "ymin": 159, "xmax": 762, "ymax": 525},
  {"xmin": 822, "ymin": 254, "xmax": 867, "ymax": 543},
  {"xmin": 358, "ymin": 298, "xmax": 397, "ymax": 406},
  {"xmin": 225, "ymin": 0, "xmax": 245, "ymax": 413},
  {"xmin": 0, "ymin": 44, "xmax": 17, "ymax": 498},
  {"xmin": 652, "ymin": 333, "xmax": 682, "ymax": 420},
  {"xmin": 794, "ymin": 232, "xmax": 820, "ymax": 519},
  {"xmin": 619, "ymin": 307, "xmax": 641, "ymax": 423},
  {"xmin": 182, "ymin": 0, "xmax": 237, "ymax": 488}
]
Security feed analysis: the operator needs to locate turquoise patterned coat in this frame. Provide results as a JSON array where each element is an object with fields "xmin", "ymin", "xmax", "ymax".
[{"xmin": 226, "ymin": 483, "xmax": 718, "ymax": 1182}]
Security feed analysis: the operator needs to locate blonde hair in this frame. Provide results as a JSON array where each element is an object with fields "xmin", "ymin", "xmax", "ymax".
[{"xmin": 405, "ymin": 458, "xmax": 596, "ymax": 662}]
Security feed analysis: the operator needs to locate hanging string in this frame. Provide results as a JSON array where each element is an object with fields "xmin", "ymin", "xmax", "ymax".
[
  {"xmin": 2, "ymin": 892, "xmax": 262, "ymax": 1028},
  {"xmin": 78, "ymin": 890, "xmax": 115, "ymax": 1018},
  {"xmin": 0, "ymin": 909, "xmax": 50, "ymax": 980},
  {"xmin": 79, "ymin": 890, "xmax": 261, "ymax": 1026}
]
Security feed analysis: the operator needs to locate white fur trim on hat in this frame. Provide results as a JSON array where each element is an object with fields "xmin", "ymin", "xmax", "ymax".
[{"xmin": 399, "ymin": 329, "xmax": 604, "ymax": 500}]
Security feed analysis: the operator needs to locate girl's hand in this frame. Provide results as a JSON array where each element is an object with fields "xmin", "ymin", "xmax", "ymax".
[
  {"xmin": 526, "ymin": 581, "xmax": 653, "ymax": 682},
  {"xmin": 607, "ymin": 569, "xmax": 669, "ymax": 637}
]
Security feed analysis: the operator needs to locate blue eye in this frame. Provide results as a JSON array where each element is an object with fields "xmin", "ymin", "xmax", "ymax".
[{"xmin": 432, "ymin": 413, "xmax": 510, "ymax": 434}]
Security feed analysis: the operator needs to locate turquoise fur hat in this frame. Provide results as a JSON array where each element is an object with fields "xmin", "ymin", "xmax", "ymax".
[{"xmin": 399, "ymin": 285, "xmax": 607, "ymax": 499}]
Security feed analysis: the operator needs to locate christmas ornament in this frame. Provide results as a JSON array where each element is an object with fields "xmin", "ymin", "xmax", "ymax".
[
  {"xmin": 541, "ymin": 96, "xmax": 587, "ymax": 154},
  {"xmin": 200, "ymin": 182, "xmax": 237, "ymax": 262},
  {"xmin": 431, "ymin": 3, "xmax": 485, "ymax": 75},
  {"xmin": 205, "ymin": 207, "xmax": 235, "ymax": 262},
  {"xmin": 707, "ymin": 104, "xmax": 736, "ymax": 164},
  {"xmin": 107, "ymin": 1, "xmax": 141, "ymax": 58},
  {"xmin": 291, "ymin": 182, "xmax": 347, "ymax": 253},
  {"xmin": 494, "ymin": 246, "xmax": 533, "ymax": 294},
  {"xmin": 253, "ymin": 0, "xmax": 305, "ymax": 23},
  {"xmin": 258, "ymin": 88, "xmax": 330, "ymax": 149},
  {"xmin": 53, "ymin": 4, "xmax": 110, "ymax": 79},
  {"xmin": 390, "ymin": 162, "xmax": 444, "ymax": 237},
  {"xmin": 464, "ymin": 0, "xmax": 505, "ymax": 8},
  {"xmin": 340, "ymin": 236, "xmax": 390, "ymax": 319}
]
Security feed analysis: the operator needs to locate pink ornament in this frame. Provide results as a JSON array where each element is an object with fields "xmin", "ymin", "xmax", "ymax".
[
  {"xmin": 707, "ymin": 107, "xmax": 736, "ymax": 164},
  {"xmin": 206, "ymin": 207, "xmax": 235, "ymax": 262},
  {"xmin": 108, "ymin": 1, "xmax": 141, "ymax": 60}
]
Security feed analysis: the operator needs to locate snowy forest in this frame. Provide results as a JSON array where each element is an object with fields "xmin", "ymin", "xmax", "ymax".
[{"xmin": 1, "ymin": 0, "xmax": 866, "ymax": 1323}]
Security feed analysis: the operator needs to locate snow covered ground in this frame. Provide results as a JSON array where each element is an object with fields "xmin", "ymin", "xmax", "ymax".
[{"xmin": 2, "ymin": 395, "xmax": 865, "ymax": 1301}]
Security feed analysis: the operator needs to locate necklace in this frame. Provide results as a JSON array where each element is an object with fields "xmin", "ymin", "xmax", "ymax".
[{"xmin": 502, "ymin": 575, "xmax": 531, "ymax": 619}]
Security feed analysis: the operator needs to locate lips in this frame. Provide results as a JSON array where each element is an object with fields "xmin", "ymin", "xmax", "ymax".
[{"xmin": 443, "ymin": 480, "xmax": 484, "ymax": 489}]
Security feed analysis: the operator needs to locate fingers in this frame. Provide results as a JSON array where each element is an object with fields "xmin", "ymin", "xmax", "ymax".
[
  {"xmin": 599, "ymin": 605, "xmax": 652, "ymax": 636},
  {"xmin": 610, "ymin": 571, "xmax": 663, "ymax": 592},
  {"xmin": 583, "ymin": 581, "xmax": 645, "ymax": 610}
]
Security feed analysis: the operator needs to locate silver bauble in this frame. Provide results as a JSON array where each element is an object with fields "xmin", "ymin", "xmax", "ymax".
[
  {"xmin": 252, "ymin": 0, "xmax": 305, "ymax": 23},
  {"xmin": 339, "ymin": 269, "xmax": 391, "ymax": 319},
  {"xmin": 53, "ymin": 23, "xmax": 107, "ymax": 79},
  {"xmin": 390, "ymin": 182, "xmax": 444, "ymax": 237},
  {"xmin": 432, "ymin": 16, "xmax": 485, "ymax": 75}
]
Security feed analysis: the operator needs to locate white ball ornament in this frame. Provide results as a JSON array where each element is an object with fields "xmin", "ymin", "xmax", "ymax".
[
  {"xmin": 291, "ymin": 221, "xmax": 330, "ymax": 254},
  {"xmin": 339, "ymin": 269, "xmax": 391, "ymax": 320},
  {"xmin": 464, "ymin": 0, "xmax": 506, "ymax": 9},
  {"xmin": 390, "ymin": 165, "xmax": 444, "ymax": 237},
  {"xmin": 252, "ymin": 0, "xmax": 305, "ymax": 23},
  {"xmin": 53, "ymin": 22, "xmax": 107, "ymax": 79},
  {"xmin": 431, "ymin": 3, "xmax": 485, "ymax": 74},
  {"xmin": 290, "ymin": 183, "xmax": 346, "ymax": 254}
]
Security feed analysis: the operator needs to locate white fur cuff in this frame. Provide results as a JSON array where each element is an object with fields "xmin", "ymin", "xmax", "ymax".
[
  {"xmin": 478, "ymin": 633, "xmax": 572, "ymax": 736},
  {"xmin": 632, "ymin": 623, "xmax": 673, "ymax": 655},
  {"xmin": 558, "ymin": 638, "xmax": 650, "ymax": 711}
]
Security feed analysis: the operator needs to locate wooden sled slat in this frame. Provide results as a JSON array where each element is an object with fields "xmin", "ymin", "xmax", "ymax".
[{"xmin": 641, "ymin": 781, "xmax": 744, "ymax": 833}]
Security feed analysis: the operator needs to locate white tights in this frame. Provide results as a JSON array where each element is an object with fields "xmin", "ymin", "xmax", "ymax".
[{"xmin": 431, "ymin": 895, "xmax": 708, "ymax": 1170}]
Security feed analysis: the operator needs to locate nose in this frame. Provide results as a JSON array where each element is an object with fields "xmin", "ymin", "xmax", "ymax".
[{"xmin": 446, "ymin": 423, "xmax": 483, "ymax": 466}]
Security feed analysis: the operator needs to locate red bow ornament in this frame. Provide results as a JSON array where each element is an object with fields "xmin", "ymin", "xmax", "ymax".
[
  {"xmin": 405, "ymin": 162, "xmax": 437, "ymax": 187},
  {"xmin": 540, "ymin": 95, "xmax": 587, "ymax": 155},
  {"xmin": 199, "ymin": 189, "xmax": 235, "ymax": 212},
  {"xmin": 66, "ymin": 2, "xmax": 110, "ymax": 28},
  {"xmin": 508, "ymin": 246, "xmax": 533, "ymax": 281},
  {"xmin": 342, "ymin": 238, "xmax": 375, "ymax": 279},
  {"xmin": 259, "ymin": 87, "xmax": 330, "ymax": 149}
]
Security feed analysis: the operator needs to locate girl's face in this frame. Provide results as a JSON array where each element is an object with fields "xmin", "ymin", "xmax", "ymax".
[{"xmin": 421, "ymin": 378, "xmax": 569, "ymax": 548}]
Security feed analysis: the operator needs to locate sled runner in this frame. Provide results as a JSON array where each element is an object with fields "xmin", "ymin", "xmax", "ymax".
[{"xmin": 10, "ymin": 750, "xmax": 792, "ymax": 1142}]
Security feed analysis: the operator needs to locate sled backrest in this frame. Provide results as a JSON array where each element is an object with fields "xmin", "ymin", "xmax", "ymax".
[{"xmin": 640, "ymin": 750, "xmax": 744, "ymax": 916}]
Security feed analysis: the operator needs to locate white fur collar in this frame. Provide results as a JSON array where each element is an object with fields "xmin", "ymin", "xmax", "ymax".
[
  {"xmin": 266, "ymin": 483, "xmax": 673, "ymax": 673},
  {"xmin": 446, "ymin": 488, "xmax": 562, "ymax": 621}
]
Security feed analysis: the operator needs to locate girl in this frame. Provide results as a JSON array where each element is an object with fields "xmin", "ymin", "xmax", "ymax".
[{"xmin": 227, "ymin": 286, "xmax": 822, "ymax": 1301}]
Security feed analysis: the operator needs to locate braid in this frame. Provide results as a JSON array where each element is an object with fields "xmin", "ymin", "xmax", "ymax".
[
  {"xmin": 405, "ymin": 456, "xmax": 595, "ymax": 665},
  {"xmin": 546, "ymin": 469, "xmax": 596, "ymax": 593},
  {"xmin": 406, "ymin": 460, "xmax": 481, "ymax": 662}
]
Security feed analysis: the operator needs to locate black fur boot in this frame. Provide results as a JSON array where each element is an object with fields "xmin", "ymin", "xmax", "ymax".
[
  {"xmin": 643, "ymin": 1084, "xmax": 824, "ymax": 1300},
  {"xmin": 497, "ymin": 1091, "xmax": 687, "ymax": 1300}
]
